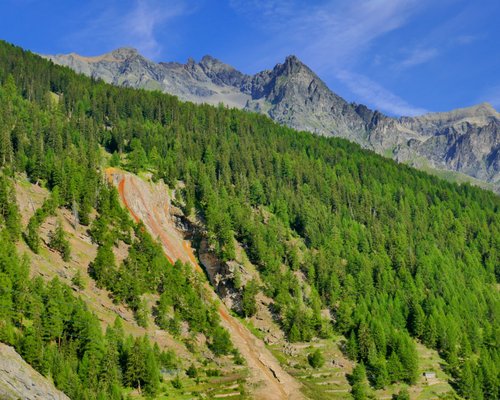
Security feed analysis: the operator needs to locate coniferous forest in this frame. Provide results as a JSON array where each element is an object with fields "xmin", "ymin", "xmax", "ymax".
[{"xmin": 0, "ymin": 40, "xmax": 498, "ymax": 399}]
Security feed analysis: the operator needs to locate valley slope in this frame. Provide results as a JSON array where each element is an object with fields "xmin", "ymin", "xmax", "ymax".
[
  {"xmin": 0, "ymin": 40, "xmax": 498, "ymax": 400},
  {"xmin": 46, "ymin": 48, "xmax": 500, "ymax": 192}
]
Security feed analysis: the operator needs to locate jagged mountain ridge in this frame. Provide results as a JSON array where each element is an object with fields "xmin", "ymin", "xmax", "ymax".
[{"xmin": 45, "ymin": 48, "xmax": 500, "ymax": 191}]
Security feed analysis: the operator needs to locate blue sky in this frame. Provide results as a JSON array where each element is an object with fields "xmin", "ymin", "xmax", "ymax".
[{"xmin": 1, "ymin": 0, "xmax": 499, "ymax": 116}]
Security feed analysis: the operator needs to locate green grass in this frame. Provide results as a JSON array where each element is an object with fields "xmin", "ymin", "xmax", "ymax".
[
  {"xmin": 373, "ymin": 343, "xmax": 456, "ymax": 400},
  {"xmin": 162, "ymin": 372, "xmax": 248, "ymax": 399},
  {"xmin": 260, "ymin": 331, "xmax": 458, "ymax": 400},
  {"xmin": 267, "ymin": 339, "xmax": 352, "ymax": 399},
  {"xmin": 406, "ymin": 157, "xmax": 497, "ymax": 192},
  {"xmin": 122, "ymin": 370, "xmax": 248, "ymax": 399},
  {"xmin": 237, "ymin": 316, "xmax": 265, "ymax": 341}
]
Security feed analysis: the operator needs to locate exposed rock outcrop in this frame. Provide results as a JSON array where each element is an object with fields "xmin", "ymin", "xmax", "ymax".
[
  {"xmin": 368, "ymin": 103, "xmax": 500, "ymax": 187},
  {"xmin": 0, "ymin": 343, "xmax": 70, "ymax": 400},
  {"xmin": 105, "ymin": 169, "xmax": 304, "ymax": 399},
  {"xmin": 198, "ymin": 238, "xmax": 252, "ymax": 312}
]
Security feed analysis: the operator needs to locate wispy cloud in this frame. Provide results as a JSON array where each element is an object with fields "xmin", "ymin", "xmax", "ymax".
[
  {"xmin": 397, "ymin": 47, "xmax": 438, "ymax": 69},
  {"xmin": 232, "ymin": 0, "xmax": 424, "ymax": 68},
  {"xmin": 229, "ymin": 0, "xmax": 293, "ymax": 18},
  {"xmin": 67, "ymin": 0, "xmax": 192, "ymax": 59},
  {"xmin": 230, "ymin": 0, "xmax": 429, "ymax": 116},
  {"xmin": 337, "ymin": 70, "xmax": 428, "ymax": 116},
  {"xmin": 124, "ymin": 0, "xmax": 187, "ymax": 58},
  {"xmin": 455, "ymin": 34, "xmax": 479, "ymax": 45}
]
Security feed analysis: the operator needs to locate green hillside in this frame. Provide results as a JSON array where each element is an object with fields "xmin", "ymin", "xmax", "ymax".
[{"xmin": 0, "ymin": 40, "xmax": 498, "ymax": 399}]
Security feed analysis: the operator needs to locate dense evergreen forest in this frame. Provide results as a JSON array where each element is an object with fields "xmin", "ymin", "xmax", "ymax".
[
  {"xmin": 0, "ymin": 175, "xmax": 177, "ymax": 398},
  {"xmin": 0, "ymin": 40, "xmax": 499, "ymax": 399}
]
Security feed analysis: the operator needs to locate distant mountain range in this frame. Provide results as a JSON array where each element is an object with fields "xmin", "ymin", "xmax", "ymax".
[{"xmin": 45, "ymin": 48, "xmax": 500, "ymax": 192}]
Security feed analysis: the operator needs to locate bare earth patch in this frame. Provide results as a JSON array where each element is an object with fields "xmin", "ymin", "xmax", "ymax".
[{"xmin": 105, "ymin": 168, "xmax": 304, "ymax": 400}]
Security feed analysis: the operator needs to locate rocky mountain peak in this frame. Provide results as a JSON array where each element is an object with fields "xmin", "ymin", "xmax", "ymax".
[
  {"xmin": 108, "ymin": 47, "xmax": 140, "ymax": 61},
  {"xmin": 44, "ymin": 47, "xmax": 500, "ymax": 192},
  {"xmin": 284, "ymin": 54, "xmax": 302, "ymax": 66},
  {"xmin": 199, "ymin": 55, "xmax": 236, "ymax": 73},
  {"xmin": 277, "ymin": 54, "xmax": 307, "ymax": 76},
  {"xmin": 200, "ymin": 54, "xmax": 222, "ymax": 67},
  {"xmin": 198, "ymin": 55, "xmax": 247, "ymax": 87},
  {"xmin": 406, "ymin": 101, "xmax": 500, "ymax": 131},
  {"xmin": 469, "ymin": 102, "xmax": 498, "ymax": 116}
]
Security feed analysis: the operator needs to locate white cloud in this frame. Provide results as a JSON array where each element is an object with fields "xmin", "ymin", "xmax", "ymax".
[
  {"xmin": 337, "ymin": 70, "xmax": 428, "ymax": 116},
  {"xmin": 229, "ymin": 0, "xmax": 293, "ymax": 18},
  {"xmin": 68, "ymin": 0, "xmax": 191, "ymax": 59},
  {"xmin": 455, "ymin": 34, "xmax": 479, "ymax": 45},
  {"xmin": 305, "ymin": 0, "xmax": 423, "ymax": 68},
  {"xmin": 229, "ymin": 0, "xmax": 428, "ymax": 116},
  {"xmin": 232, "ymin": 0, "xmax": 424, "ymax": 68},
  {"xmin": 124, "ymin": 0, "xmax": 186, "ymax": 58},
  {"xmin": 397, "ymin": 47, "xmax": 438, "ymax": 69}
]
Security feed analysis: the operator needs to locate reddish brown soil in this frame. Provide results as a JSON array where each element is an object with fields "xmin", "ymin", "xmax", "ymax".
[{"xmin": 105, "ymin": 168, "xmax": 303, "ymax": 400}]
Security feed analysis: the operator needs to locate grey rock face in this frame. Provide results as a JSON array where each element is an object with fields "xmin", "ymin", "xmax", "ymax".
[
  {"xmin": 44, "ymin": 49, "xmax": 500, "ymax": 192},
  {"xmin": 246, "ymin": 55, "xmax": 369, "ymax": 143},
  {"xmin": 368, "ymin": 103, "xmax": 500, "ymax": 188},
  {"xmin": 0, "ymin": 343, "xmax": 70, "ymax": 400}
]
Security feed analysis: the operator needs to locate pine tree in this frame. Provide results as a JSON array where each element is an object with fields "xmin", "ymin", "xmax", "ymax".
[
  {"xmin": 134, "ymin": 297, "xmax": 149, "ymax": 328},
  {"xmin": 110, "ymin": 151, "xmax": 120, "ymax": 167},
  {"xmin": 458, "ymin": 359, "xmax": 475, "ymax": 398},
  {"xmin": 129, "ymin": 139, "xmax": 147, "ymax": 174},
  {"xmin": 88, "ymin": 243, "xmax": 116, "ymax": 288},
  {"xmin": 71, "ymin": 270, "xmax": 85, "ymax": 289},
  {"xmin": 357, "ymin": 323, "xmax": 374, "ymax": 362},
  {"xmin": 368, "ymin": 355, "xmax": 389, "ymax": 389},
  {"xmin": 346, "ymin": 330, "xmax": 359, "ymax": 360},
  {"xmin": 288, "ymin": 323, "xmax": 301, "ymax": 342},
  {"xmin": 423, "ymin": 314, "xmax": 438, "ymax": 348},
  {"xmin": 398, "ymin": 335, "xmax": 419, "ymax": 384},
  {"xmin": 0, "ymin": 273, "xmax": 13, "ymax": 321},
  {"xmin": 392, "ymin": 387, "xmax": 410, "ymax": 400},
  {"xmin": 99, "ymin": 341, "xmax": 122, "ymax": 395},
  {"xmin": 387, "ymin": 351, "xmax": 404, "ymax": 383},
  {"xmin": 143, "ymin": 344, "xmax": 160, "ymax": 395},
  {"xmin": 307, "ymin": 348, "xmax": 325, "ymax": 369},
  {"xmin": 25, "ymin": 217, "xmax": 40, "ymax": 253},
  {"xmin": 241, "ymin": 279, "xmax": 258, "ymax": 318},
  {"xmin": 0, "ymin": 175, "xmax": 21, "ymax": 239},
  {"xmin": 49, "ymin": 219, "xmax": 71, "ymax": 261},
  {"xmin": 350, "ymin": 363, "xmax": 369, "ymax": 400},
  {"xmin": 20, "ymin": 327, "xmax": 44, "ymax": 371},
  {"xmin": 209, "ymin": 326, "xmax": 232, "ymax": 356},
  {"xmin": 408, "ymin": 301, "xmax": 425, "ymax": 338},
  {"xmin": 42, "ymin": 296, "xmax": 64, "ymax": 342},
  {"xmin": 125, "ymin": 338, "xmax": 146, "ymax": 391}
]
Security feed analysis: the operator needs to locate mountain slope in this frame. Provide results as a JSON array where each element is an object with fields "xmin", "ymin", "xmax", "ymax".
[
  {"xmin": 2, "ymin": 40, "xmax": 499, "ymax": 400},
  {"xmin": 45, "ymin": 48, "xmax": 500, "ymax": 192},
  {"xmin": 106, "ymin": 168, "xmax": 304, "ymax": 400},
  {"xmin": 0, "ymin": 343, "xmax": 70, "ymax": 400},
  {"xmin": 368, "ymin": 102, "xmax": 500, "ymax": 186},
  {"xmin": 46, "ymin": 48, "xmax": 252, "ymax": 108}
]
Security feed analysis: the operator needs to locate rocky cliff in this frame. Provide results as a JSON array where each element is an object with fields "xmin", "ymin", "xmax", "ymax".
[
  {"xmin": 44, "ymin": 49, "xmax": 500, "ymax": 192},
  {"xmin": 367, "ymin": 103, "xmax": 499, "ymax": 187},
  {"xmin": 0, "ymin": 343, "xmax": 70, "ymax": 400}
]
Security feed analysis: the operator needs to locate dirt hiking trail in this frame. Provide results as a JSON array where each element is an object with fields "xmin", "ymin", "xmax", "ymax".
[{"xmin": 105, "ymin": 169, "xmax": 303, "ymax": 400}]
